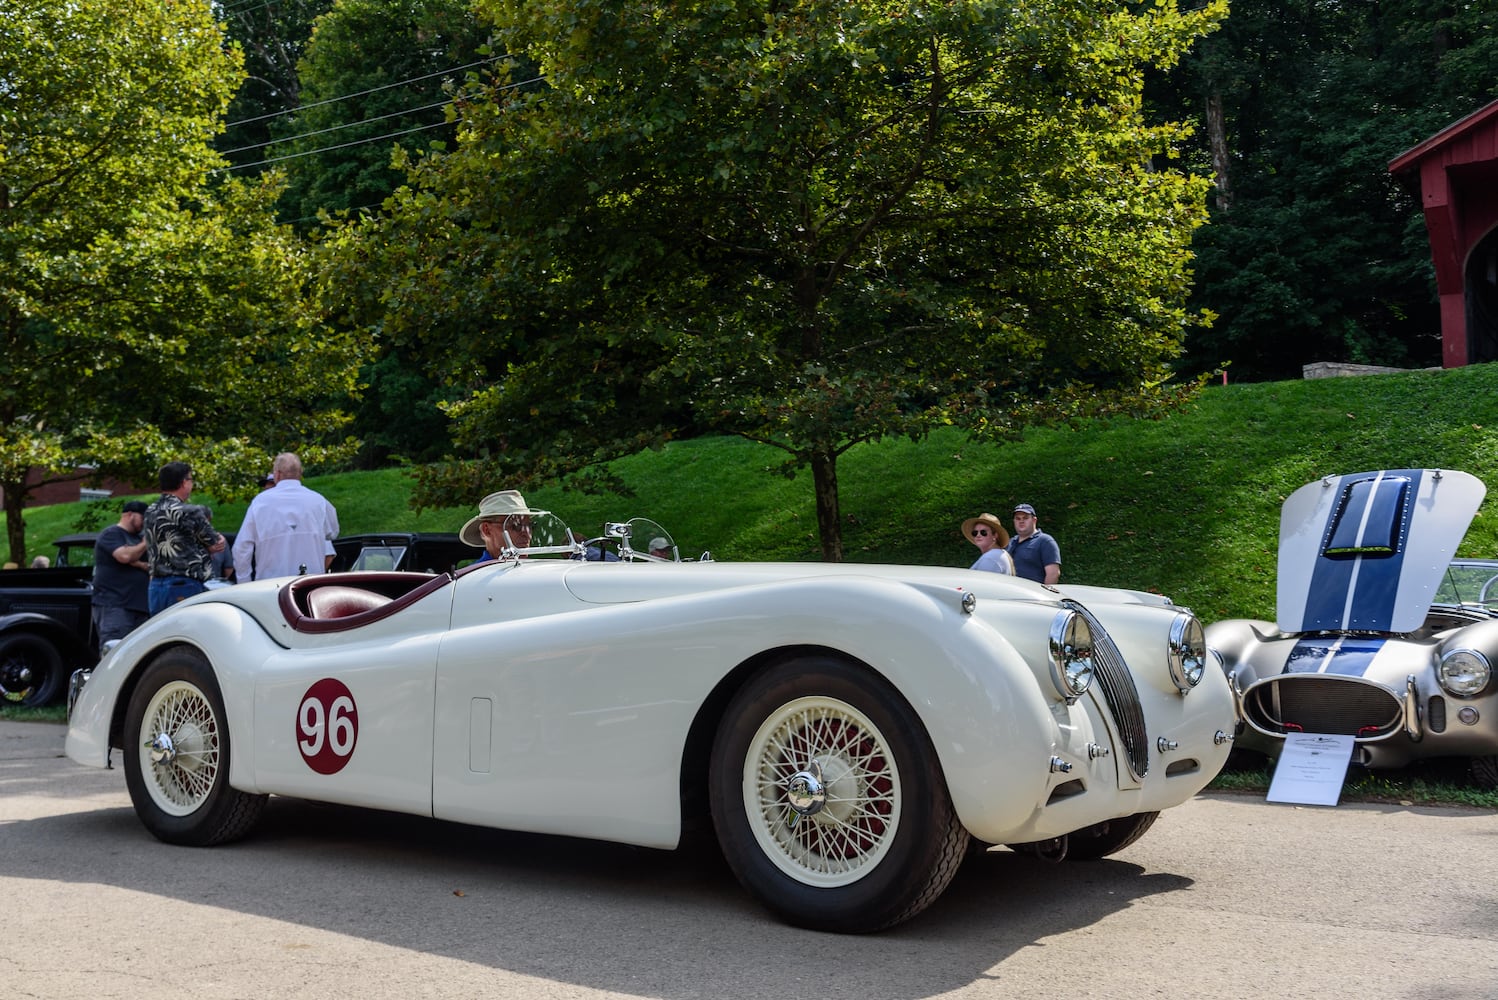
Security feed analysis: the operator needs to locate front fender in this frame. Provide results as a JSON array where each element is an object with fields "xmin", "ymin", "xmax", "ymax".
[{"xmin": 65, "ymin": 601, "xmax": 282, "ymax": 795}]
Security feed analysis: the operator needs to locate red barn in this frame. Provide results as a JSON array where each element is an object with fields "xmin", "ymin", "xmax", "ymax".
[{"xmin": 1389, "ymin": 99, "xmax": 1498, "ymax": 368}]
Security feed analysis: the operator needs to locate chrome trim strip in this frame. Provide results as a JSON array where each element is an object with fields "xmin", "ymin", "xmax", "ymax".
[
  {"xmin": 1064, "ymin": 599, "xmax": 1149, "ymax": 781},
  {"xmin": 1403, "ymin": 673, "xmax": 1423, "ymax": 741}
]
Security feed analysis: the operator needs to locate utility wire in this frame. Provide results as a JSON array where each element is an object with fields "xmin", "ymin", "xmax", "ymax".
[
  {"xmin": 216, "ymin": 74, "xmax": 543, "ymax": 171},
  {"xmin": 214, "ymin": 118, "xmax": 453, "ymax": 172},
  {"xmin": 215, "ymin": 0, "xmax": 285, "ymax": 19},
  {"xmin": 224, "ymin": 55, "xmax": 506, "ymax": 129},
  {"xmin": 219, "ymin": 98, "xmax": 455, "ymax": 156}
]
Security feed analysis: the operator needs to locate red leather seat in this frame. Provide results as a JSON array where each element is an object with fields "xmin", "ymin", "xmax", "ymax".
[{"xmin": 305, "ymin": 585, "xmax": 393, "ymax": 620}]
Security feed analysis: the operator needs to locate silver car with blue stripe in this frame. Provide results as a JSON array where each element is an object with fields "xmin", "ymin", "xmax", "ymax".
[{"xmin": 1208, "ymin": 469, "xmax": 1498, "ymax": 786}]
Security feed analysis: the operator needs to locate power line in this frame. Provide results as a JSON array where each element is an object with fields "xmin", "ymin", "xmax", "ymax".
[
  {"xmin": 214, "ymin": 118, "xmax": 453, "ymax": 172},
  {"xmin": 214, "ymin": 74, "xmax": 543, "ymax": 171},
  {"xmin": 219, "ymin": 98, "xmax": 455, "ymax": 156},
  {"xmin": 215, "ymin": 0, "xmax": 285, "ymax": 19},
  {"xmin": 224, "ymin": 55, "xmax": 505, "ymax": 129}
]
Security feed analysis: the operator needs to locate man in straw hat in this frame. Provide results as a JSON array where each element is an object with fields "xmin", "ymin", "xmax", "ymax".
[
  {"xmin": 960, "ymin": 512, "xmax": 1014, "ymax": 575},
  {"xmin": 460, "ymin": 490, "xmax": 540, "ymax": 560}
]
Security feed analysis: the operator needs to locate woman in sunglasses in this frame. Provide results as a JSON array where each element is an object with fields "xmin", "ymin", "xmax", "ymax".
[{"xmin": 960, "ymin": 512, "xmax": 1014, "ymax": 575}]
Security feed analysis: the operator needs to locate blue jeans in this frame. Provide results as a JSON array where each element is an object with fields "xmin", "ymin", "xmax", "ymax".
[
  {"xmin": 148, "ymin": 576, "xmax": 206, "ymax": 615},
  {"xmin": 92, "ymin": 605, "xmax": 149, "ymax": 651}
]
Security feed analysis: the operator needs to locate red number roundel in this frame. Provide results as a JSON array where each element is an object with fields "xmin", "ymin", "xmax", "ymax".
[{"xmin": 296, "ymin": 678, "xmax": 358, "ymax": 775}]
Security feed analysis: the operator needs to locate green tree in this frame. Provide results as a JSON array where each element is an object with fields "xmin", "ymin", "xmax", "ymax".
[
  {"xmin": 280, "ymin": 0, "xmax": 501, "ymax": 467},
  {"xmin": 331, "ymin": 0, "xmax": 1223, "ymax": 560},
  {"xmin": 215, "ymin": 0, "xmax": 332, "ymax": 174},
  {"xmin": 273, "ymin": 0, "xmax": 495, "ymax": 228},
  {"xmin": 0, "ymin": 0, "xmax": 364, "ymax": 564},
  {"xmin": 1158, "ymin": 0, "xmax": 1498, "ymax": 379}
]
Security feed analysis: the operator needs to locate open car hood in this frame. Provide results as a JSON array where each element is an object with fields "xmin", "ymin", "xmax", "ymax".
[{"xmin": 1276, "ymin": 469, "xmax": 1485, "ymax": 634}]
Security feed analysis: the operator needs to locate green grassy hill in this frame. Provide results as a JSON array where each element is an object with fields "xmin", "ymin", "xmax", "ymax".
[{"xmin": 11, "ymin": 364, "xmax": 1498, "ymax": 623}]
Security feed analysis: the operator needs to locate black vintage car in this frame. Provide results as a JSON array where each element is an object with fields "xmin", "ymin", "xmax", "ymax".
[
  {"xmin": 327, "ymin": 533, "xmax": 484, "ymax": 575},
  {"xmin": 0, "ymin": 536, "xmax": 98, "ymax": 706}
]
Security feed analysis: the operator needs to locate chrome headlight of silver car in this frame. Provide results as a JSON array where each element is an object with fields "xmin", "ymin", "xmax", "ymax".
[
  {"xmin": 1438, "ymin": 649, "xmax": 1492, "ymax": 697},
  {"xmin": 1048, "ymin": 610, "xmax": 1095, "ymax": 704},
  {"xmin": 1167, "ymin": 613, "xmax": 1208, "ymax": 694}
]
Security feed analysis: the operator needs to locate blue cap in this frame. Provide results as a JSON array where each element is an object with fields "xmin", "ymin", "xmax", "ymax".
[{"xmin": 1013, "ymin": 503, "xmax": 1037, "ymax": 516}]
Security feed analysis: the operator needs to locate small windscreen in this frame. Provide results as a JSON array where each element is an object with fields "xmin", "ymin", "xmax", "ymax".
[{"xmin": 352, "ymin": 545, "xmax": 408, "ymax": 572}]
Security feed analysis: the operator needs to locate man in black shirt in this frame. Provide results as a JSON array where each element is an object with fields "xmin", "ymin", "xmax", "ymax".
[{"xmin": 92, "ymin": 500, "xmax": 150, "ymax": 650}]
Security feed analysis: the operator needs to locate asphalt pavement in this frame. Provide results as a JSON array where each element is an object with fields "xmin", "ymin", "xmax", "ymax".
[{"xmin": 3, "ymin": 719, "xmax": 1496, "ymax": 1000}]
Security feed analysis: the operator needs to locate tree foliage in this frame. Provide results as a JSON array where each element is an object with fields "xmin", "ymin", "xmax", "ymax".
[
  {"xmin": 1158, "ymin": 0, "xmax": 1498, "ymax": 379},
  {"xmin": 272, "ymin": 0, "xmax": 496, "ymax": 228},
  {"xmin": 326, "ymin": 0, "xmax": 1225, "ymax": 559},
  {"xmin": 0, "ymin": 0, "xmax": 364, "ymax": 563},
  {"xmin": 215, "ymin": 0, "xmax": 332, "ymax": 174}
]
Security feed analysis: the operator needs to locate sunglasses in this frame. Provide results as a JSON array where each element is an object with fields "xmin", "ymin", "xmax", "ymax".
[{"xmin": 973, "ymin": 528, "xmax": 990, "ymax": 537}]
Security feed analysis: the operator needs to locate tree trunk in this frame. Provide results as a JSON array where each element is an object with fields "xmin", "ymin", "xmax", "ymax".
[
  {"xmin": 4, "ymin": 483, "xmax": 28, "ymax": 566},
  {"xmin": 811, "ymin": 451, "xmax": 843, "ymax": 562},
  {"xmin": 1206, "ymin": 88, "xmax": 1232, "ymax": 214}
]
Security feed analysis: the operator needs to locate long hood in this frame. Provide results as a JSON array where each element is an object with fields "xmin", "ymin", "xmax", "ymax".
[{"xmin": 1276, "ymin": 469, "xmax": 1485, "ymax": 634}]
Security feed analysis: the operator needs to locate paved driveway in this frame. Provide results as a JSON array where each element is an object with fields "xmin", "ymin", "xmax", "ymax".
[{"xmin": 3, "ymin": 719, "xmax": 1496, "ymax": 999}]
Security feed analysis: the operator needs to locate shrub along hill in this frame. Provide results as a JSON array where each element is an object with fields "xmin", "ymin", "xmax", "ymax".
[{"xmin": 12, "ymin": 363, "xmax": 1498, "ymax": 624}]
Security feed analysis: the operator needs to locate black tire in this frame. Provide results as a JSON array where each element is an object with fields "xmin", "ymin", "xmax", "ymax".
[
  {"xmin": 1471, "ymin": 755, "xmax": 1498, "ymax": 790},
  {"xmin": 0, "ymin": 632, "xmax": 66, "ymax": 707},
  {"xmin": 122, "ymin": 648, "xmax": 267, "ymax": 846},
  {"xmin": 708, "ymin": 656, "xmax": 969, "ymax": 933},
  {"xmin": 1064, "ymin": 811, "xmax": 1160, "ymax": 860}
]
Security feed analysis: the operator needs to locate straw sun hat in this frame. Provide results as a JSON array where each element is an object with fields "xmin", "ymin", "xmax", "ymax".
[
  {"xmin": 459, "ymin": 490, "xmax": 539, "ymax": 547},
  {"xmin": 960, "ymin": 512, "xmax": 1010, "ymax": 548}
]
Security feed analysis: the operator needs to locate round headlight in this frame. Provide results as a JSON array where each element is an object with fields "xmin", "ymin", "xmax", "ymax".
[
  {"xmin": 1167, "ymin": 614, "xmax": 1208, "ymax": 694},
  {"xmin": 1048, "ymin": 610, "xmax": 1095, "ymax": 704},
  {"xmin": 1438, "ymin": 649, "xmax": 1491, "ymax": 697}
]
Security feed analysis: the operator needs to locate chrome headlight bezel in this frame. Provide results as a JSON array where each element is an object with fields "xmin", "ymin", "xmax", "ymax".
[
  {"xmin": 1167, "ymin": 613, "xmax": 1208, "ymax": 694},
  {"xmin": 1048, "ymin": 610, "xmax": 1095, "ymax": 704},
  {"xmin": 1437, "ymin": 649, "xmax": 1492, "ymax": 698}
]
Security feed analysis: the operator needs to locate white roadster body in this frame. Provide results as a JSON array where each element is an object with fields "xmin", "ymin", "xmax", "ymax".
[
  {"xmin": 68, "ymin": 526, "xmax": 1234, "ymax": 932},
  {"xmin": 1208, "ymin": 469, "xmax": 1498, "ymax": 785}
]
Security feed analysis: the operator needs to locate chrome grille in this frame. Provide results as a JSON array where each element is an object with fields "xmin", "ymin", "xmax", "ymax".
[
  {"xmin": 1242, "ymin": 676, "xmax": 1403, "ymax": 740},
  {"xmin": 1065, "ymin": 600, "xmax": 1149, "ymax": 780}
]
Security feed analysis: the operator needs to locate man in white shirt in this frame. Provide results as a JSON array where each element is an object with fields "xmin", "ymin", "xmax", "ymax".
[{"xmin": 232, "ymin": 453, "xmax": 340, "ymax": 581}]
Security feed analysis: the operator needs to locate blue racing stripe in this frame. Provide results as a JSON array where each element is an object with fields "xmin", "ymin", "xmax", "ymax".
[
  {"xmin": 1297, "ymin": 469, "xmax": 1421, "ymax": 632},
  {"xmin": 1284, "ymin": 637, "xmax": 1387, "ymax": 676}
]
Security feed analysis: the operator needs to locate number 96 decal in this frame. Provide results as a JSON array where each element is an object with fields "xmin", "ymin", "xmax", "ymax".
[{"xmin": 297, "ymin": 678, "xmax": 358, "ymax": 775}]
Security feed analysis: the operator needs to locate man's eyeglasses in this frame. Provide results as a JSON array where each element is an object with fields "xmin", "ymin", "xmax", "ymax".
[{"xmin": 973, "ymin": 528, "xmax": 990, "ymax": 537}]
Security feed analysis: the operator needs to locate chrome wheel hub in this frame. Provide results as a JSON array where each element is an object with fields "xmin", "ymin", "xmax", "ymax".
[
  {"xmin": 148, "ymin": 732, "xmax": 177, "ymax": 765},
  {"xmin": 785, "ymin": 759, "xmax": 826, "ymax": 816}
]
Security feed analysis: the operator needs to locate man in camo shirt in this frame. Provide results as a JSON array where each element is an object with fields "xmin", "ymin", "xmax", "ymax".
[{"xmin": 143, "ymin": 461, "xmax": 226, "ymax": 615}]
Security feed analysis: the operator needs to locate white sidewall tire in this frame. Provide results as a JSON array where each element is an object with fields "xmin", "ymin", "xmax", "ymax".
[
  {"xmin": 123, "ymin": 648, "xmax": 266, "ymax": 846},
  {"xmin": 710, "ymin": 656, "xmax": 967, "ymax": 933},
  {"xmin": 739, "ymin": 694, "xmax": 902, "ymax": 888}
]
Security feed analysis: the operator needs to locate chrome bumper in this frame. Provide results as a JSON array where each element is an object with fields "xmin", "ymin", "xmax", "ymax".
[{"xmin": 67, "ymin": 667, "xmax": 92, "ymax": 720}]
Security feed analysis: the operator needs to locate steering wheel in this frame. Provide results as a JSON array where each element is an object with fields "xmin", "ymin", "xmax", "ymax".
[{"xmin": 1480, "ymin": 574, "xmax": 1498, "ymax": 605}]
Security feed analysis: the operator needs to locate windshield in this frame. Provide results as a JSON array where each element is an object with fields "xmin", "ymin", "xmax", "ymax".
[
  {"xmin": 497, "ymin": 511, "xmax": 579, "ymax": 559},
  {"xmin": 610, "ymin": 518, "xmax": 678, "ymax": 562},
  {"xmin": 1435, "ymin": 561, "xmax": 1498, "ymax": 609}
]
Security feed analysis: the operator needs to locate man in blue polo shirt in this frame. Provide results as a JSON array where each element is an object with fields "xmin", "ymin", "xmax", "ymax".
[{"xmin": 1006, "ymin": 503, "xmax": 1061, "ymax": 585}]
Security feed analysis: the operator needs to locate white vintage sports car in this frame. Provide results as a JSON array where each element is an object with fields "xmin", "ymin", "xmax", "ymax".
[
  {"xmin": 68, "ymin": 513, "xmax": 1236, "ymax": 932},
  {"xmin": 1209, "ymin": 469, "xmax": 1498, "ymax": 786}
]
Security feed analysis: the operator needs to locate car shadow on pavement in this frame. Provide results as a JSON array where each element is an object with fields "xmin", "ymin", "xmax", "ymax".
[{"xmin": 5, "ymin": 788, "xmax": 1197, "ymax": 999}]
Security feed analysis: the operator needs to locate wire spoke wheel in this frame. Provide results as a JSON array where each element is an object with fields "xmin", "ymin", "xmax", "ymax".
[
  {"xmin": 123, "ymin": 648, "xmax": 266, "ymax": 846},
  {"xmin": 744, "ymin": 695, "xmax": 900, "ymax": 887},
  {"xmin": 137, "ymin": 679, "xmax": 222, "ymax": 817},
  {"xmin": 710, "ymin": 656, "xmax": 967, "ymax": 933}
]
